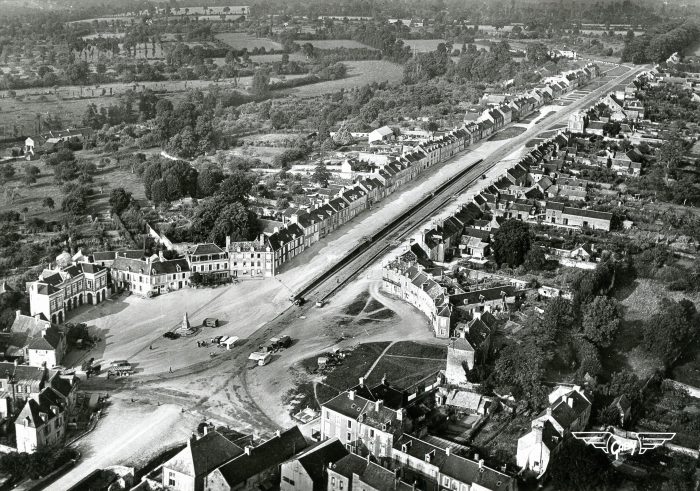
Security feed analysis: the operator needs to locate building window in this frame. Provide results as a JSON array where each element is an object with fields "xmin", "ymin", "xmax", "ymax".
[
  {"xmin": 168, "ymin": 472, "xmax": 176, "ymax": 486},
  {"xmin": 347, "ymin": 432, "xmax": 351, "ymax": 442},
  {"xmin": 347, "ymin": 420, "xmax": 352, "ymax": 429},
  {"xmin": 282, "ymin": 476, "xmax": 295, "ymax": 485}
]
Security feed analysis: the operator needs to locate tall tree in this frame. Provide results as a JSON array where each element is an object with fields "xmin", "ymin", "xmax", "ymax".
[
  {"xmin": 581, "ymin": 296, "xmax": 621, "ymax": 348},
  {"xmin": 492, "ymin": 219, "xmax": 531, "ymax": 267}
]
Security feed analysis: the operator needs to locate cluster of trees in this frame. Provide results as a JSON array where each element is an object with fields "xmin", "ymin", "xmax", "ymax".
[
  {"xmin": 188, "ymin": 170, "xmax": 260, "ymax": 245},
  {"xmin": 487, "ymin": 259, "xmax": 624, "ymax": 407},
  {"xmin": 142, "ymin": 158, "xmax": 198, "ymax": 203},
  {"xmin": 152, "ymin": 92, "xmax": 221, "ymax": 159},
  {"xmin": 0, "ymin": 446, "xmax": 78, "ymax": 481},
  {"xmin": 622, "ymin": 20, "xmax": 700, "ymax": 64},
  {"xmin": 641, "ymin": 297, "xmax": 699, "ymax": 365}
]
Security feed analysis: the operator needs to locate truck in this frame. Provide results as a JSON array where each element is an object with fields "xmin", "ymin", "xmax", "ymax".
[
  {"xmin": 222, "ymin": 336, "xmax": 239, "ymax": 350},
  {"xmin": 203, "ymin": 318, "xmax": 219, "ymax": 327},
  {"xmin": 248, "ymin": 351, "xmax": 272, "ymax": 367},
  {"xmin": 107, "ymin": 360, "xmax": 133, "ymax": 378},
  {"xmin": 270, "ymin": 335, "xmax": 292, "ymax": 349}
]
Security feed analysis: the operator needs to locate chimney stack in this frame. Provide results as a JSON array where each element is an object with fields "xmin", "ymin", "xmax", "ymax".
[
  {"xmin": 474, "ymin": 453, "xmax": 479, "ymax": 462},
  {"xmin": 445, "ymin": 447, "xmax": 451, "ymax": 456},
  {"xmin": 202, "ymin": 425, "xmax": 209, "ymax": 436},
  {"xmin": 568, "ymin": 397, "xmax": 574, "ymax": 408},
  {"xmin": 226, "ymin": 236, "xmax": 231, "ymax": 250},
  {"xmin": 244, "ymin": 446, "xmax": 253, "ymax": 455},
  {"xmin": 479, "ymin": 459, "xmax": 484, "ymax": 470},
  {"xmin": 359, "ymin": 377, "xmax": 365, "ymax": 388},
  {"xmin": 375, "ymin": 400, "xmax": 383, "ymax": 412},
  {"xmin": 276, "ymin": 430, "xmax": 281, "ymax": 438},
  {"xmin": 15, "ymin": 310, "xmax": 21, "ymax": 320},
  {"xmin": 348, "ymin": 390, "xmax": 355, "ymax": 401}
]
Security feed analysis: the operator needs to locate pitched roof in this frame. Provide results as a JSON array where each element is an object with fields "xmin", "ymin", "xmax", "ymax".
[
  {"xmin": 214, "ymin": 427, "xmax": 307, "ymax": 486},
  {"xmin": 329, "ymin": 453, "xmax": 367, "ymax": 479},
  {"xmin": 165, "ymin": 432, "xmax": 243, "ymax": 478},
  {"xmin": 190, "ymin": 243, "xmax": 224, "ymax": 255},
  {"xmin": 289, "ymin": 438, "xmax": 348, "ymax": 485}
]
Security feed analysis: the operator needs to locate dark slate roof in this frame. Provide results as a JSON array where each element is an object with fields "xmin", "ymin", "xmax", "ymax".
[
  {"xmin": 215, "ymin": 427, "xmax": 307, "ymax": 486},
  {"xmin": 450, "ymin": 286, "xmax": 516, "ymax": 306},
  {"xmin": 190, "ymin": 243, "xmax": 224, "ymax": 255},
  {"xmin": 562, "ymin": 207, "xmax": 612, "ymax": 221},
  {"xmin": 166, "ymin": 432, "xmax": 243, "ymax": 478},
  {"xmin": 546, "ymin": 201, "xmax": 566, "ymax": 212},
  {"xmin": 151, "ymin": 258, "xmax": 190, "ymax": 275},
  {"xmin": 329, "ymin": 453, "xmax": 367, "ymax": 479},
  {"xmin": 441, "ymin": 452, "xmax": 514, "ymax": 490},
  {"xmin": 79, "ymin": 263, "xmax": 106, "ymax": 275},
  {"xmin": 357, "ymin": 461, "xmax": 414, "ymax": 491},
  {"xmin": 292, "ymin": 438, "xmax": 348, "ymax": 486}
]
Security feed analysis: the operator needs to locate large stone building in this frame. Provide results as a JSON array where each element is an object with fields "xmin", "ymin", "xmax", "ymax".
[{"xmin": 26, "ymin": 262, "xmax": 108, "ymax": 324}]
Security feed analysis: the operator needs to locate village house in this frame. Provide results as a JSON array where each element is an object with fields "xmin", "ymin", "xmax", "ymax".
[
  {"xmin": 320, "ymin": 378, "xmax": 434, "ymax": 463},
  {"xmin": 390, "ymin": 435, "xmax": 517, "ymax": 491},
  {"xmin": 110, "ymin": 253, "xmax": 190, "ymax": 296},
  {"xmin": 187, "ymin": 243, "xmax": 229, "ymax": 284},
  {"xmin": 15, "ymin": 385, "xmax": 68, "ymax": 453},
  {"xmin": 516, "ymin": 385, "xmax": 591, "ymax": 477},
  {"xmin": 279, "ymin": 438, "xmax": 348, "ymax": 491},
  {"xmin": 27, "ymin": 261, "xmax": 109, "ymax": 325},
  {"xmin": 161, "ymin": 430, "xmax": 244, "ymax": 491},
  {"xmin": 450, "ymin": 285, "xmax": 518, "ymax": 317},
  {"xmin": 327, "ymin": 452, "xmax": 414, "ymax": 491},
  {"xmin": 205, "ymin": 427, "xmax": 308, "ymax": 491},
  {"xmin": 382, "ymin": 252, "xmax": 452, "ymax": 337},
  {"xmin": 544, "ymin": 203, "xmax": 613, "ymax": 231},
  {"xmin": 9, "ymin": 312, "xmax": 67, "ymax": 368},
  {"xmin": 0, "ymin": 363, "xmax": 50, "ymax": 418},
  {"xmin": 368, "ymin": 126, "xmax": 394, "ymax": 145},
  {"xmin": 227, "ymin": 236, "xmax": 276, "ymax": 279}
]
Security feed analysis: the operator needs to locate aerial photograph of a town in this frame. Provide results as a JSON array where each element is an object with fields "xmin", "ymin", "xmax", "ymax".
[{"xmin": 0, "ymin": 0, "xmax": 699, "ymax": 489}]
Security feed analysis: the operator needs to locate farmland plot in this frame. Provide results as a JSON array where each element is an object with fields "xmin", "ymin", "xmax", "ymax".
[{"xmin": 215, "ymin": 32, "xmax": 283, "ymax": 51}]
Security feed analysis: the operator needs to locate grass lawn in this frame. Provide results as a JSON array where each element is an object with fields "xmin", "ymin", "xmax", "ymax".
[
  {"xmin": 289, "ymin": 61, "xmax": 403, "ymax": 97},
  {"xmin": 215, "ymin": 32, "xmax": 283, "ymax": 51},
  {"xmin": 366, "ymin": 356, "xmax": 443, "ymax": 389},
  {"xmin": 386, "ymin": 341, "xmax": 446, "ymax": 359},
  {"xmin": 324, "ymin": 342, "xmax": 391, "ymax": 391},
  {"xmin": 487, "ymin": 126, "xmax": 526, "ymax": 141}
]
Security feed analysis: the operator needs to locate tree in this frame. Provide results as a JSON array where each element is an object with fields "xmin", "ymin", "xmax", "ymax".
[
  {"xmin": 526, "ymin": 42, "xmax": 550, "ymax": 65},
  {"xmin": 642, "ymin": 297, "xmax": 698, "ymax": 364},
  {"xmin": 313, "ymin": 162, "xmax": 331, "ymax": 187},
  {"xmin": 109, "ymin": 188, "xmax": 133, "ymax": 215},
  {"xmin": 207, "ymin": 202, "xmax": 253, "ymax": 244},
  {"xmin": 42, "ymin": 197, "xmax": 55, "ymax": 210},
  {"xmin": 523, "ymin": 246, "xmax": 548, "ymax": 271},
  {"xmin": 492, "ymin": 220, "xmax": 531, "ymax": 267},
  {"xmin": 492, "ymin": 337, "xmax": 547, "ymax": 408},
  {"xmin": 251, "ymin": 69, "xmax": 270, "ymax": 98},
  {"xmin": 548, "ymin": 438, "xmax": 616, "ymax": 490},
  {"xmin": 61, "ymin": 188, "xmax": 89, "ymax": 216},
  {"xmin": 0, "ymin": 163, "xmax": 15, "ymax": 185},
  {"xmin": 539, "ymin": 297, "xmax": 575, "ymax": 343},
  {"xmin": 197, "ymin": 165, "xmax": 224, "ymax": 197},
  {"xmin": 581, "ymin": 296, "xmax": 621, "ymax": 348},
  {"xmin": 23, "ymin": 165, "xmax": 40, "ymax": 186},
  {"xmin": 219, "ymin": 171, "xmax": 252, "ymax": 204}
]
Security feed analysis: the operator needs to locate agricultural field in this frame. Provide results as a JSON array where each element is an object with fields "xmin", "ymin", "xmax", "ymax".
[
  {"xmin": 295, "ymin": 40, "xmax": 376, "ymax": 50},
  {"xmin": 215, "ymin": 32, "xmax": 283, "ymax": 51},
  {"xmin": 289, "ymin": 60, "xmax": 403, "ymax": 97}
]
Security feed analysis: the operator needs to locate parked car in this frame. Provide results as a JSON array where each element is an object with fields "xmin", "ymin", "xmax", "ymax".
[
  {"xmin": 211, "ymin": 335, "xmax": 224, "ymax": 344},
  {"xmin": 163, "ymin": 332, "xmax": 179, "ymax": 340},
  {"xmin": 203, "ymin": 318, "xmax": 219, "ymax": 328}
]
